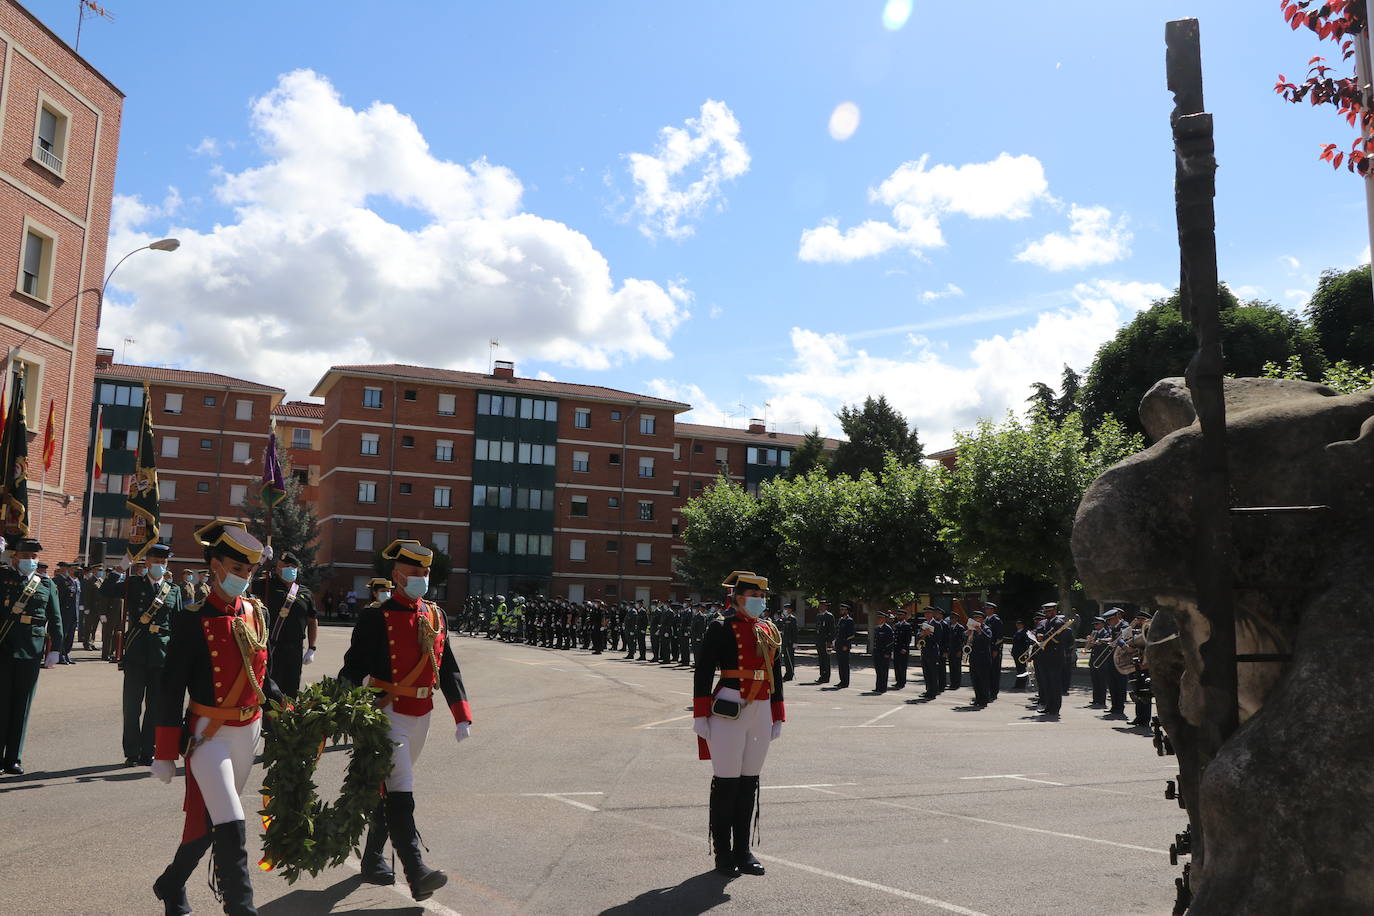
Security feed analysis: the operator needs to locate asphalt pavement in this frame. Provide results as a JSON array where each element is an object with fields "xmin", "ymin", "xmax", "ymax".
[{"xmin": 1, "ymin": 630, "xmax": 1182, "ymax": 915}]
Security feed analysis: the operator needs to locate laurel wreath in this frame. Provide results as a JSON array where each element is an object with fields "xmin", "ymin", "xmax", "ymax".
[{"xmin": 258, "ymin": 677, "xmax": 395, "ymax": 883}]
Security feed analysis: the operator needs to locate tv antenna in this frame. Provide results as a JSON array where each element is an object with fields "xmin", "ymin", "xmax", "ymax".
[{"xmin": 75, "ymin": 1, "xmax": 114, "ymax": 53}]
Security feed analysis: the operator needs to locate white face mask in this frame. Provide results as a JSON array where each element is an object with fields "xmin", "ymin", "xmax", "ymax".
[
  {"xmin": 218, "ymin": 572, "xmax": 251, "ymax": 597},
  {"xmin": 280, "ymin": 567, "xmax": 298, "ymax": 583},
  {"xmin": 403, "ymin": 576, "xmax": 429, "ymax": 600},
  {"xmin": 376, "ymin": 590, "xmax": 392, "ymax": 604},
  {"xmin": 743, "ymin": 596, "xmax": 766, "ymax": 618},
  {"xmin": 149, "ymin": 564, "xmax": 166, "ymax": 579},
  {"xmin": 17, "ymin": 558, "xmax": 37, "ymax": 576}
]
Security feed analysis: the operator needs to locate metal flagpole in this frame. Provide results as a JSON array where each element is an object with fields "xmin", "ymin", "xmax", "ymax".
[
  {"xmin": 36, "ymin": 462, "xmax": 45, "ymax": 540},
  {"xmin": 82, "ymin": 405, "xmax": 101, "ymax": 562}
]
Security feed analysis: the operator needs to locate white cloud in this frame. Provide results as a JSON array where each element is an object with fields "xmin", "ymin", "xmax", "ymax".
[
  {"xmin": 1230, "ymin": 284, "xmax": 1263, "ymax": 299},
  {"xmin": 625, "ymin": 99, "xmax": 750, "ymax": 240},
  {"xmin": 920, "ymin": 283, "xmax": 964, "ymax": 303},
  {"xmin": 193, "ymin": 137, "xmax": 219, "ymax": 157},
  {"xmin": 104, "ymin": 70, "xmax": 688, "ymax": 396},
  {"xmin": 798, "ymin": 153, "xmax": 1050, "ymax": 263},
  {"xmin": 1015, "ymin": 204, "xmax": 1131, "ymax": 271},
  {"xmin": 828, "ymin": 102, "xmax": 861, "ymax": 141},
  {"xmin": 645, "ymin": 380, "xmax": 747, "ymax": 428},
  {"xmin": 1280, "ymin": 255, "xmax": 1301, "ymax": 271},
  {"xmin": 752, "ymin": 279, "xmax": 1169, "ymax": 450}
]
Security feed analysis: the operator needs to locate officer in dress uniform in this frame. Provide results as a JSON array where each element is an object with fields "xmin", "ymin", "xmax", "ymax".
[
  {"xmin": 1010, "ymin": 618, "xmax": 1032, "ymax": 691},
  {"xmin": 966, "ymin": 608, "xmax": 994, "ymax": 708},
  {"xmin": 99, "ymin": 565, "xmax": 126, "ymax": 662},
  {"xmin": 1031, "ymin": 603, "xmax": 1067, "ymax": 718},
  {"xmin": 779, "ymin": 603, "xmax": 797, "ymax": 681},
  {"xmin": 678, "ymin": 602, "xmax": 695, "ymax": 666},
  {"xmin": 892, "ymin": 605, "xmax": 913, "ymax": 689},
  {"xmin": 365, "ymin": 578, "xmax": 393, "ymax": 608},
  {"xmin": 1102, "ymin": 608, "xmax": 1129, "ymax": 717},
  {"xmin": 253, "ymin": 551, "xmax": 318, "ymax": 698},
  {"xmin": 984, "ymin": 602, "xmax": 1004, "ymax": 701},
  {"xmin": 813, "ymin": 599, "xmax": 835, "ymax": 684},
  {"xmin": 692, "ymin": 571, "xmax": 784, "ymax": 878},
  {"xmin": 150, "ymin": 520, "xmax": 283, "ymax": 916},
  {"xmin": 0, "ymin": 537, "xmax": 62, "ymax": 774},
  {"xmin": 833, "ymin": 603, "xmax": 855, "ymax": 689},
  {"xmin": 918, "ymin": 606, "xmax": 943, "ymax": 698},
  {"xmin": 80, "ymin": 564, "xmax": 104, "ymax": 651},
  {"xmin": 872, "ymin": 611, "xmax": 894, "ymax": 694},
  {"xmin": 1086, "ymin": 615, "xmax": 1111, "ymax": 708},
  {"xmin": 945, "ymin": 610, "xmax": 966, "ymax": 690},
  {"xmin": 1125, "ymin": 610, "xmax": 1153, "ymax": 727},
  {"xmin": 54, "ymin": 562, "xmax": 80, "ymax": 664},
  {"xmin": 340, "ymin": 540, "xmax": 473, "ymax": 901},
  {"xmin": 122, "ymin": 543, "xmax": 182, "ymax": 766}
]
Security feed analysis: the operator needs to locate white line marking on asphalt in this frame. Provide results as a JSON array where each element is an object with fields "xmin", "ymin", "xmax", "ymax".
[
  {"xmin": 520, "ymin": 792, "xmax": 604, "ymax": 812},
  {"xmin": 622, "ymin": 682, "xmax": 643, "ymax": 687},
  {"xmin": 856, "ymin": 706, "xmax": 904, "ymax": 727},
  {"xmin": 636, "ymin": 712, "xmax": 694, "ymax": 729},
  {"xmin": 764, "ymin": 783, "xmax": 859, "ymax": 790},
  {"xmin": 959, "ymin": 773, "xmax": 1048, "ymax": 780},
  {"xmin": 343, "ymin": 857, "xmax": 464, "ymax": 915},
  {"xmin": 804, "ymin": 788, "xmax": 1168, "ymax": 854}
]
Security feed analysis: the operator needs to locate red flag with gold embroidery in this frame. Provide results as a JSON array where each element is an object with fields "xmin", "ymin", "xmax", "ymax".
[{"xmin": 42, "ymin": 400, "xmax": 55, "ymax": 472}]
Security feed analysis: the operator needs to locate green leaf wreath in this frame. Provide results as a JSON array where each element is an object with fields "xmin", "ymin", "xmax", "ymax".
[{"xmin": 258, "ymin": 677, "xmax": 394, "ymax": 883}]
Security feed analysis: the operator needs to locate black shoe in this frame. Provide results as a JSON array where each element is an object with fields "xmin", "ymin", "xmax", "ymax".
[
  {"xmin": 732, "ymin": 775, "xmax": 765, "ymax": 875},
  {"xmin": 359, "ymin": 798, "xmax": 395, "ymax": 885},
  {"xmin": 710, "ymin": 776, "xmax": 739, "ymax": 877},
  {"xmin": 210, "ymin": 820, "xmax": 256, "ymax": 915},
  {"xmin": 3, "ymin": 762, "xmax": 23, "ymax": 775},
  {"xmin": 386, "ymin": 791, "xmax": 448, "ymax": 901},
  {"xmin": 715, "ymin": 854, "xmax": 740, "ymax": 876},
  {"xmin": 138, "ymin": 756, "xmax": 153, "ymax": 767},
  {"xmin": 154, "ymin": 833, "xmax": 210, "ymax": 916}
]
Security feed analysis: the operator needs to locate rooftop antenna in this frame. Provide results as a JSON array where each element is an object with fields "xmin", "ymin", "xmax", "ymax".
[
  {"xmin": 488, "ymin": 339, "xmax": 500, "ymax": 374},
  {"xmin": 75, "ymin": 1, "xmax": 114, "ymax": 53},
  {"xmin": 121, "ymin": 336, "xmax": 135, "ymax": 362}
]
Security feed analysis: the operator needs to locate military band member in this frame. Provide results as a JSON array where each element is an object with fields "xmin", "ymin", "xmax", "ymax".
[
  {"xmin": 813, "ymin": 599, "xmax": 835, "ymax": 684},
  {"xmin": 984, "ymin": 602, "xmax": 1004, "ymax": 701},
  {"xmin": 834, "ymin": 603, "xmax": 855, "ymax": 689},
  {"xmin": 693, "ymin": 571, "xmax": 784, "ymax": 877},
  {"xmin": 872, "ymin": 611, "xmax": 894, "ymax": 693},
  {"xmin": 945, "ymin": 610, "xmax": 966, "ymax": 690},
  {"xmin": 253, "ymin": 552, "xmax": 317, "ymax": 698},
  {"xmin": 966, "ymin": 608, "xmax": 994, "ymax": 708},
  {"xmin": 1086, "ymin": 615, "xmax": 1111, "ymax": 708},
  {"xmin": 0, "ymin": 538, "xmax": 62, "ymax": 775},
  {"xmin": 340, "ymin": 540, "xmax": 472, "ymax": 900},
  {"xmin": 151, "ymin": 521, "xmax": 282, "ymax": 916},
  {"xmin": 1010, "ymin": 618, "xmax": 1031, "ymax": 691},
  {"xmin": 1102, "ymin": 607, "xmax": 1129, "ymax": 717},
  {"xmin": 1031, "ymin": 603, "xmax": 1067, "ymax": 718},
  {"xmin": 918, "ymin": 606, "xmax": 943, "ymax": 698},
  {"xmin": 1125, "ymin": 610, "xmax": 1153, "ymax": 727},
  {"xmin": 123, "ymin": 543, "xmax": 182, "ymax": 766},
  {"xmin": 892, "ymin": 605, "xmax": 913, "ymax": 689}
]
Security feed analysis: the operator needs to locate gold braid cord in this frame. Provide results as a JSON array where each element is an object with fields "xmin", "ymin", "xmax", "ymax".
[
  {"xmin": 418, "ymin": 602, "xmax": 443, "ymax": 687},
  {"xmin": 753, "ymin": 620, "xmax": 782, "ymax": 697},
  {"xmin": 233, "ymin": 598, "xmax": 270, "ymax": 705}
]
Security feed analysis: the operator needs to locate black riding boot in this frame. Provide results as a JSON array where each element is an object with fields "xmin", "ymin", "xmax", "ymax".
[
  {"xmin": 210, "ymin": 820, "xmax": 257, "ymax": 916},
  {"xmin": 710, "ymin": 776, "xmax": 739, "ymax": 876},
  {"xmin": 733, "ymin": 775, "xmax": 765, "ymax": 875},
  {"xmin": 153, "ymin": 834, "xmax": 212, "ymax": 916},
  {"xmin": 360, "ymin": 798, "xmax": 395, "ymax": 885},
  {"xmin": 386, "ymin": 791, "xmax": 448, "ymax": 901}
]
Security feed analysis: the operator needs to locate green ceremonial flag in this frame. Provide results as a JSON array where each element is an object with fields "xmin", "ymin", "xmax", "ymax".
[
  {"xmin": 126, "ymin": 384, "xmax": 161, "ymax": 560},
  {"xmin": 0, "ymin": 372, "xmax": 30, "ymax": 537}
]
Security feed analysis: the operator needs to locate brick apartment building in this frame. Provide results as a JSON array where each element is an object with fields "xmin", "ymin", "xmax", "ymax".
[
  {"xmin": 85, "ymin": 351, "xmax": 283, "ymax": 562},
  {"xmin": 271, "ymin": 399, "xmax": 323, "ymax": 504},
  {"xmin": 1, "ymin": 1, "xmax": 122, "ymax": 559}
]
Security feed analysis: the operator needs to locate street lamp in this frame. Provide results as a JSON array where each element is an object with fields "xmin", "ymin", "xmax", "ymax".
[{"xmin": 100, "ymin": 237, "xmax": 180, "ymax": 305}]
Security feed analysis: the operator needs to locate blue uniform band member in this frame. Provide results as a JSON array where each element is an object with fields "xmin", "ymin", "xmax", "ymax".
[
  {"xmin": 693, "ymin": 571, "xmax": 785, "ymax": 877},
  {"xmin": 340, "ymin": 539, "xmax": 472, "ymax": 901},
  {"xmin": 152, "ymin": 520, "xmax": 283, "ymax": 916}
]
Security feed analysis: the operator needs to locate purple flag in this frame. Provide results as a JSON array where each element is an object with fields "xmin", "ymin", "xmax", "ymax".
[{"xmin": 260, "ymin": 432, "xmax": 287, "ymax": 507}]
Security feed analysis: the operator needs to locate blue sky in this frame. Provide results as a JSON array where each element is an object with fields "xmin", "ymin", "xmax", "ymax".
[{"xmin": 33, "ymin": 0, "xmax": 1370, "ymax": 447}]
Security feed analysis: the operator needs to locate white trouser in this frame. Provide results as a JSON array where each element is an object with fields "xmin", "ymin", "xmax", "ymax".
[
  {"xmin": 385, "ymin": 710, "xmax": 430, "ymax": 792},
  {"xmin": 188, "ymin": 716, "xmax": 262, "ymax": 826},
  {"xmin": 707, "ymin": 696, "xmax": 773, "ymax": 779}
]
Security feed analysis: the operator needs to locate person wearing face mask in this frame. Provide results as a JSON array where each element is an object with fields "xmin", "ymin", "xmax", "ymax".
[
  {"xmin": 339, "ymin": 540, "xmax": 472, "ymax": 900},
  {"xmin": 364, "ymin": 577, "xmax": 393, "ymax": 608},
  {"xmin": 151, "ymin": 520, "xmax": 283, "ymax": 916},
  {"xmin": 692, "ymin": 571, "xmax": 785, "ymax": 878},
  {"xmin": 0, "ymin": 537, "xmax": 64, "ymax": 775},
  {"xmin": 251, "ymin": 551, "xmax": 318, "ymax": 698},
  {"xmin": 120, "ymin": 543, "xmax": 182, "ymax": 766}
]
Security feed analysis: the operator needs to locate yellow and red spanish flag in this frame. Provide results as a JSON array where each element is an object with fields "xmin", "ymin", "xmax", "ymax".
[
  {"xmin": 92, "ymin": 409, "xmax": 104, "ymax": 480},
  {"xmin": 42, "ymin": 400, "xmax": 55, "ymax": 472}
]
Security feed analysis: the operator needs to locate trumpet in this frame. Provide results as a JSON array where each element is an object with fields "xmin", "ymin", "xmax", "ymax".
[
  {"xmin": 1018, "ymin": 615, "xmax": 1078, "ymax": 665},
  {"xmin": 1088, "ymin": 631, "xmax": 1116, "ymax": 669},
  {"xmin": 960, "ymin": 625, "xmax": 977, "ymax": 660}
]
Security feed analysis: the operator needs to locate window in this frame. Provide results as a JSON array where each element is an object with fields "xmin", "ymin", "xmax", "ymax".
[
  {"xmin": 400, "ymin": 435, "xmax": 414, "ymax": 448},
  {"xmin": 605, "ymin": 583, "xmax": 619, "ymax": 599},
  {"xmin": 232, "ymin": 442, "xmax": 250, "ymax": 463},
  {"xmin": 474, "ymin": 439, "xmax": 515, "ymax": 462},
  {"xmin": 693, "ymin": 443, "xmax": 704, "ymax": 454},
  {"xmin": 606, "ymin": 539, "xmax": 619, "ymax": 552},
  {"xmin": 672, "ymin": 482, "xmax": 681, "ymax": 497},
  {"xmin": 693, "ymin": 481, "xmax": 704, "ymax": 493},
  {"xmin": 574, "ymin": 408, "xmax": 590, "ymax": 429},
  {"xmin": 540, "ymin": 534, "xmax": 553, "ymax": 555},
  {"xmin": 470, "ymin": 531, "xmax": 486, "ymax": 554},
  {"xmin": 362, "ymin": 387, "xmax": 383, "ymax": 409},
  {"xmin": 360, "ymin": 433, "xmax": 380, "ymax": 456},
  {"xmin": 292, "ymin": 469, "xmax": 308, "ymax": 486},
  {"xmin": 399, "ymin": 482, "xmax": 413, "ymax": 495},
  {"xmin": 569, "ymin": 539, "xmax": 586, "ymax": 562},
  {"xmin": 567, "ymin": 583, "xmax": 585, "ymax": 603},
  {"xmin": 781, "ymin": 450, "xmax": 791, "ymax": 467},
  {"xmin": 33, "ymin": 99, "xmax": 68, "ymax": 174},
  {"xmin": 355, "ymin": 527, "xmax": 374, "ymax": 551},
  {"xmin": 229, "ymin": 484, "xmax": 247, "ymax": 506},
  {"xmin": 497, "ymin": 532, "xmax": 511, "ymax": 554},
  {"xmin": 608, "ymin": 453, "xmax": 621, "ymax": 466},
  {"xmin": 716, "ymin": 447, "xmax": 728, "ymax": 462},
  {"xmin": 435, "ymin": 440, "xmax": 453, "ymax": 462},
  {"xmin": 572, "ymin": 450, "xmax": 589, "ymax": 473},
  {"xmin": 159, "ymin": 523, "xmax": 173, "ymax": 545},
  {"xmin": 403, "ymin": 389, "xmax": 417, "ymax": 401},
  {"xmin": 638, "ymin": 500, "xmax": 654, "ymax": 521},
  {"xmin": 673, "ymin": 444, "xmax": 681, "ymax": 460},
  {"xmin": 395, "ymin": 528, "xmax": 410, "ymax": 539},
  {"xmin": 610, "ymin": 410, "xmax": 622, "ymax": 421},
  {"xmin": 235, "ymin": 400, "xmax": 252, "ymax": 421},
  {"xmin": 638, "ymin": 457, "xmax": 655, "ymax": 478},
  {"xmin": 161, "ymin": 436, "xmax": 179, "ymax": 458},
  {"xmin": 570, "ymin": 495, "xmax": 588, "ymax": 517},
  {"xmin": 636, "ymin": 543, "xmax": 652, "ymax": 565},
  {"xmin": 292, "ymin": 428, "xmax": 312, "ymax": 449},
  {"xmin": 634, "ymin": 586, "xmax": 651, "ymax": 603},
  {"xmin": 671, "ymin": 521, "xmax": 680, "ymax": 536},
  {"xmin": 437, "ymin": 393, "xmax": 456, "ymax": 416},
  {"xmin": 640, "ymin": 414, "xmax": 656, "ymax": 435},
  {"xmin": 164, "ymin": 393, "xmax": 183, "ymax": 414},
  {"xmin": 200, "ymin": 438, "xmax": 213, "ymax": 450},
  {"xmin": 18, "ymin": 223, "xmax": 55, "ymax": 302},
  {"xmin": 434, "ymin": 486, "xmax": 452, "ymax": 508},
  {"xmin": 478, "ymin": 393, "xmax": 519, "ymax": 417},
  {"xmin": 608, "ymin": 496, "xmax": 620, "ymax": 509},
  {"xmin": 196, "ymin": 481, "xmax": 209, "ymax": 493},
  {"xmin": 358, "ymin": 481, "xmax": 377, "ymax": 503},
  {"xmin": 431, "ymin": 532, "xmax": 449, "ymax": 553},
  {"xmin": 203, "ymin": 395, "xmax": 217, "ymax": 407},
  {"xmin": 161, "ymin": 480, "xmax": 177, "ymax": 501}
]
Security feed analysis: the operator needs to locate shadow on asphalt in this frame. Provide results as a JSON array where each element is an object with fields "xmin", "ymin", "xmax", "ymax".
[
  {"xmin": 258, "ymin": 874, "xmax": 413, "ymax": 915},
  {"xmin": 598, "ymin": 870, "xmax": 734, "ymax": 915},
  {"xmin": 2, "ymin": 761, "xmax": 128, "ymax": 783}
]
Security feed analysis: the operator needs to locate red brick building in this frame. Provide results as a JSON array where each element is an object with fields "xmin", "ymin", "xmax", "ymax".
[
  {"xmin": 86, "ymin": 353, "xmax": 283, "ymax": 562},
  {"xmin": 1, "ymin": 1, "xmax": 123, "ymax": 559},
  {"xmin": 271, "ymin": 400, "xmax": 323, "ymax": 505},
  {"xmin": 309, "ymin": 362, "xmax": 690, "ymax": 603}
]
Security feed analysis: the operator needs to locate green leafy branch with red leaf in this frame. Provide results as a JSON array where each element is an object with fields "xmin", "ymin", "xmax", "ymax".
[{"xmin": 1275, "ymin": 0, "xmax": 1373, "ymax": 173}]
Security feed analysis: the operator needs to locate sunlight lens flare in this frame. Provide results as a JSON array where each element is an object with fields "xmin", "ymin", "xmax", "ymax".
[
  {"xmin": 882, "ymin": 0, "xmax": 913, "ymax": 31},
  {"xmin": 828, "ymin": 102, "xmax": 861, "ymax": 141}
]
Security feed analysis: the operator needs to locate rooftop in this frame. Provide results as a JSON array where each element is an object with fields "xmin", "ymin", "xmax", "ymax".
[
  {"xmin": 97, "ymin": 363, "xmax": 285, "ymax": 395},
  {"xmin": 675, "ymin": 422, "xmax": 842, "ymax": 450},
  {"xmin": 272, "ymin": 400, "xmax": 325, "ymax": 419}
]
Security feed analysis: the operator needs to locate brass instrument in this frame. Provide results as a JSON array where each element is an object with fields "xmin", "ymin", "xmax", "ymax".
[
  {"xmin": 914, "ymin": 620, "xmax": 935, "ymax": 652},
  {"xmin": 1018, "ymin": 615, "xmax": 1078, "ymax": 665},
  {"xmin": 1089, "ymin": 630, "xmax": 1116, "ymax": 669},
  {"xmin": 960, "ymin": 623, "xmax": 977, "ymax": 660}
]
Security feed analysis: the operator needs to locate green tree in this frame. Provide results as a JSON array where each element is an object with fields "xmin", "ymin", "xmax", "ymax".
[
  {"xmin": 830, "ymin": 395, "xmax": 924, "ymax": 479},
  {"xmin": 934, "ymin": 410, "xmax": 1143, "ymax": 611},
  {"xmin": 785, "ymin": 428, "xmax": 829, "ymax": 479},
  {"xmin": 1261, "ymin": 353, "xmax": 1374, "ymax": 393},
  {"xmin": 676, "ymin": 476, "xmax": 783, "ymax": 595},
  {"xmin": 240, "ymin": 452, "xmax": 328, "ymax": 589},
  {"xmin": 1304, "ymin": 266, "xmax": 1374, "ymax": 368},
  {"xmin": 1080, "ymin": 285, "xmax": 1326, "ymax": 437},
  {"xmin": 1026, "ymin": 365, "xmax": 1083, "ymax": 424}
]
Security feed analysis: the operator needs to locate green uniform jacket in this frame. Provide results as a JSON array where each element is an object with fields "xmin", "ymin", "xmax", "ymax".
[
  {"xmin": 0, "ymin": 568, "xmax": 63, "ymax": 660},
  {"xmin": 122, "ymin": 575, "xmax": 182, "ymax": 668}
]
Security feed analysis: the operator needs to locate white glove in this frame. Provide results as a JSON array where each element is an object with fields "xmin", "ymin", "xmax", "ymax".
[
  {"xmin": 151, "ymin": 760, "xmax": 175, "ymax": 784},
  {"xmin": 771, "ymin": 721, "xmax": 783, "ymax": 740},
  {"xmin": 715, "ymin": 686, "xmax": 742, "ymax": 704},
  {"xmin": 692, "ymin": 717, "xmax": 710, "ymax": 740},
  {"xmin": 455, "ymin": 722, "xmax": 471, "ymax": 743},
  {"xmin": 42, "ymin": 651, "xmax": 59, "ymax": 668},
  {"xmin": 302, "ymin": 648, "xmax": 315, "ymax": 666}
]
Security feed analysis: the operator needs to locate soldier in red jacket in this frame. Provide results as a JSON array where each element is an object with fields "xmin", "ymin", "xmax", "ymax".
[
  {"xmin": 151, "ymin": 520, "xmax": 282, "ymax": 916},
  {"xmin": 339, "ymin": 539, "xmax": 472, "ymax": 901},
  {"xmin": 692, "ymin": 570, "xmax": 785, "ymax": 877}
]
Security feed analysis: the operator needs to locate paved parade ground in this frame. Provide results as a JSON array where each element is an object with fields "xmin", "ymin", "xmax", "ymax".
[{"xmin": 3, "ymin": 628, "xmax": 1181, "ymax": 915}]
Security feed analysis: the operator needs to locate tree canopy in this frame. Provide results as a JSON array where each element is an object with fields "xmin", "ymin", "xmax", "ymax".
[
  {"xmin": 785, "ymin": 428, "xmax": 829, "ymax": 479},
  {"xmin": 1305, "ymin": 266, "xmax": 1374, "ymax": 368},
  {"xmin": 829, "ymin": 395, "xmax": 924, "ymax": 478}
]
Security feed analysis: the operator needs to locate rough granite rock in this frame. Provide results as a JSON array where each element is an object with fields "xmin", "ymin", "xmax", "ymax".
[{"xmin": 1074, "ymin": 377, "xmax": 1374, "ymax": 914}]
